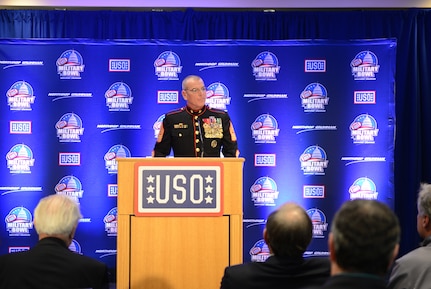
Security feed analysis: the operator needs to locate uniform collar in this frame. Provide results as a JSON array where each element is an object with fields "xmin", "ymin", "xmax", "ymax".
[{"xmin": 185, "ymin": 105, "xmax": 207, "ymax": 116}]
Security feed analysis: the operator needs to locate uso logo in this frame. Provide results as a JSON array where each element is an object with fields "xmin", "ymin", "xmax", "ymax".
[
  {"xmin": 135, "ymin": 162, "xmax": 223, "ymax": 216},
  {"xmin": 109, "ymin": 59, "xmax": 130, "ymax": 72},
  {"xmin": 303, "ymin": 185, "xmax": 325, "ymax": 198},
  {"xmin": 59, "ymin": 153, "xmax": 80, "ymax": 166},
  {"xmin": 354, "ymin": 91, "xmax": 376, "ymax": 104},
  {"xmin": 305, "ymin": 60, "xmax": 326, "ymax": 72},
  {"xmin": 10, "ymin": 121, "xmax": 32, "ymax": 134}
]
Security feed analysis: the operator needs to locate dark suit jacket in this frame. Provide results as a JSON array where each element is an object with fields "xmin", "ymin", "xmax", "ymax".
[
  {"xmin": 220, "ymin": 256, "xmax": 331, "ymax": 289},
  {"xmin": 0, "ymin": 237, "xmax": 110, "ymax": 289},
  {"xmin": 319, "ymin": 273, "xmax": 387, "ymax": 289}
]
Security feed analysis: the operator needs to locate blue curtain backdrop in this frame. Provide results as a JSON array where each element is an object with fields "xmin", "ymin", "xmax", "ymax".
[{"xmin": 0, "ymin": 7, "xmax": 430, "ymax": 260}]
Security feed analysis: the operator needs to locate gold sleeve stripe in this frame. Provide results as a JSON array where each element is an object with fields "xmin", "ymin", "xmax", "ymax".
[
  {"xmin": 229, "ymin": 122, "xmax": 237, "ymax": 142},
  {"xmin": 156, "ymin": 124, "xmax": 165, "ymax": 143}
]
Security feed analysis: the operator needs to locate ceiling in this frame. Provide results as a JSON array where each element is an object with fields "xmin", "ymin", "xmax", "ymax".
[{"xmin": 1, "ymin": 0, "xmax": 431, "ymax": 9}]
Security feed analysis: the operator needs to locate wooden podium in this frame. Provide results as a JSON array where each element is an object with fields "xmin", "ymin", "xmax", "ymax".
[{"xmin": 116, "ymin": 157, "xmax": 244, "ymax": 289}]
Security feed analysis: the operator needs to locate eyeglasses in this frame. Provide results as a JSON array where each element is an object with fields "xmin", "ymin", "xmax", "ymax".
[{"xmin": 185, "ymin": 87, "xmax": 207, "ymax": 93}]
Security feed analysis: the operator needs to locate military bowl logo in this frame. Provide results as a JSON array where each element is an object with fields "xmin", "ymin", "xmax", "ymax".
[
  {"xmin": 249, "ymin": 239, "xmax": 270, "ymax": 262},
  {"xmin": 205, "ymin": 82, "xmax": 231, "ymax": 110},
  {"xmin": 154, "ymin": 51, "xmax": 182, "ymax": 80},
  {"xmin": 104, "ymin": 144, "xmax": 131, "ymax": 174},
  {"xmin": 307, "ymin": 208, "xmax": 328, "ymax": 238},
  {"xmin": 251, "ymin": 51, "xmax": 280, "ymax": 81},
  {"xmin": 105, "ymin": 82, "xmax": 133, "ymax": 111},
  {"xmin": 6, "ymin": 144, "xmax": 34, "ymax": 174},
  {"xmin": 350, "ymin": 50, "xmax": 380, "ymax": 80},
  {"xmin": 56, "ymin": 113, "xmax": 84, "ymax": 143},
  {"xmin": 300, "ymin": 145, "xmax": 329, "ymax": 175},
  {"xmin": 55, "ymin": 175, "xmax": 84, "ymax": 202},
  {"xmin": 6, "ymin": 80, "xmax": 35, "ymax": 111},
  {"xmin": 56, "ymin": 49, "xmax": 85, "ymax": 79},
  {"xmin": 153, "ymin": 114, "xmax": 165, "ymax": 138},
  {"xmin": 5, "ymin": 206, "xmax": 33, "ymax": 236},
  {"xmin": 69, "ymin": 239, "xmax": 82, "ymax": 254},
  {"xmin": 104, "ymin": 207, "xmax": 117, "ymax": 236},
  {"xmin": 350, "ymin": 113, "xmax": 379, "ymax": 144},
  {"xmin": 349, "ymin": 177, "xmax": 378, "ymax": 200},
  {"xmin": 251, "ymin": 114, "xmax": 279, "ymax": 144},
  {"xmin": 250, "ymin": 176, "xmax": 279, "ymax": 206},
  {"xmin": 300, "ymin": 82, "xmax": 329, "ymax": 112}
]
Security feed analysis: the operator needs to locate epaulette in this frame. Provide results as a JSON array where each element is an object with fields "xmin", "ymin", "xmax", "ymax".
[
  {"xmin": 165, "ymin": 107, "xmax": 186, "ymax": 116},
  {"xmin": 207, "ymin": 106, "xmax": 228, "ymax": 114}
]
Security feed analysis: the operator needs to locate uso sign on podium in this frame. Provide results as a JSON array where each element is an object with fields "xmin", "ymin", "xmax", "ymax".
[
  {"xmin": 135, "ymin": 161, "xmax": 223, "ymax": 216},
  {"xmin": 117, "ymin": 157, "xmax": 244, "ymax": 289}
]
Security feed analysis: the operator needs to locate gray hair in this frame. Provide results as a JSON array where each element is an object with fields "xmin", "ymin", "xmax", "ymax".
[
  {"xmin": 34, "ymin": 194, "xmax": 82, "ymax": 237},
  {"xmin": 417, "ymin": 182, "xmax": 431, "ymax": 217},
  {"xmin": 182, "ymin": 75, "xmax": 203, "ymax": 90}
]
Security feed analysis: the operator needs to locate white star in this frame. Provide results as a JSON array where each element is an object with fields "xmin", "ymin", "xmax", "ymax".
[
  {"xmin": 205, "ymin": 195, "xmax": 213, "ymax": 203},
  {"xmin": 146, "ymin": 185, "xmax": 155, "ymax": 194},
  {"xmin": 146, "ymin": 175, "xmax": 155, "ymax": 183},
  {"xmin": 205, "ymin": 175, "xmax": 213, "ymax": 183},
  {"xmin": 205, "ymin": 185, "xmax": 213, "ymax": 194},
  {"xmin": 147, "ymin": 196, "xmax": 155, "ymax": 203}
]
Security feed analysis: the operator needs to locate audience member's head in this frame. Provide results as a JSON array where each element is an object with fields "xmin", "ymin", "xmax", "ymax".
[
  {"xmin": 33, "ymin": 194, "xmax": 82, "ymax": 246},
  {"xmin": 417, "ymin": 182, "xmax": 431, "ymax": 240},
  {"xmin": 264, "ymin": 202, "xmax": 312, "ymax": 258},
  {"xmin": 329, "ymin": 199, "xmax": 400, "ymax": 276}
]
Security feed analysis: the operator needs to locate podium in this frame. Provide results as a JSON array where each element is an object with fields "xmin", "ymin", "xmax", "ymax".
[{"xmin": 116, "ymin": 157, "xmax": 244, "ymax": 289}]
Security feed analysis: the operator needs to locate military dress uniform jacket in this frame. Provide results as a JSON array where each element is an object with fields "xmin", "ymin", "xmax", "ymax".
[{"xmin": 153, "ymin": 105, "xmax": 238, "ymax": 157}]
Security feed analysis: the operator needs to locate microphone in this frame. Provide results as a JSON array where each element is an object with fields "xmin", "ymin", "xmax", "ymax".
[{"xmin": 197, "ymin": 118, "xmax": 204, "ymax": 157}]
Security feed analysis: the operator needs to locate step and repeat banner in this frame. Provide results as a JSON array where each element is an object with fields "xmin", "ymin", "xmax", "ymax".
[{"xmin": 0, "ymin": 39, "xmax": 395, "ymax": 271}]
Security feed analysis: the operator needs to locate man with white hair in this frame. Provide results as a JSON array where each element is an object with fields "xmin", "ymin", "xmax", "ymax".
[
  {"xmin": 0, "ymin": 194, "xmax": 110, "ymax": 289},
  {"xmin": 388, "ymin": 182, "xmax": 431, "ymax": 289}
]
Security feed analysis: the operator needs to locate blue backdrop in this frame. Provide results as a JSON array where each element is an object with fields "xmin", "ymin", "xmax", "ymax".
[{"xmin": 0, "ymin": 38, "xmax": 396, "ymax": 273}]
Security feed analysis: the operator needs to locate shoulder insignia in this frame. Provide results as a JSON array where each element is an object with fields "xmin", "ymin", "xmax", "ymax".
[
  {"xmin": 207, "ymin": 107, "xmax": 227, "ymax": 115},
  {"xmin": 166, "ymin": 107, "xmax": 186, "ymax": 116}
]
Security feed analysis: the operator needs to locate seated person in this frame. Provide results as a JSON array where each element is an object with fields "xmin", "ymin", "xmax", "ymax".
[
  {"xmin": 220, "ymin": 202, "xmax": 330, "ymax": 289},
  {"xmin": 0, "ymin": 194, "xmax": 110, "ymax": 289}
]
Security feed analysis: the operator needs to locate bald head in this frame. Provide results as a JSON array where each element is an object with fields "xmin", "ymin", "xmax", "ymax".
[
  {"xmin": 182, "ymin": 75, "xmax": 203, "ymax": 90},
  {"xmin": 265, "ymin": 202, "xmax": 312, "ymax": 258}
]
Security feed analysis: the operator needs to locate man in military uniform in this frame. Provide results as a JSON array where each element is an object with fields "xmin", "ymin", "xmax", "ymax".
[{"xmin": 152, "ymin": 75, "xmax": 239, "ymax": 157}]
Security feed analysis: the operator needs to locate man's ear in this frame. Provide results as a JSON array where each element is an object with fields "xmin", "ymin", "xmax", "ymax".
[
  {"xmin": 328, "ymin": 232, "xmax": 336, "ymax": 262},
  {"xmin": 423, "ymin": 215, "xmax": 430, "ymax": 229},
  {"xmin": 182, "ymin": 90, "xmax": 188, "ymax": 101},
  {"xmin": 263, "ymin": 228, "xmax": 273, "ymax": 253},
  {"xmin": 263, "ymin": 228, "xmax": 269, "ymax": 244},
  {"xmin": 388, "ymin": 243, "xmax": 400, "ymax": 270},
  {"xmin": 392, "ymin": 244, "xmax": 400, "ymax": 260}
]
